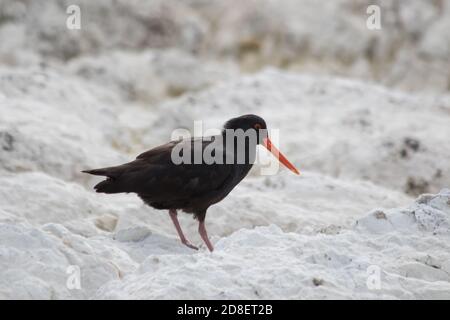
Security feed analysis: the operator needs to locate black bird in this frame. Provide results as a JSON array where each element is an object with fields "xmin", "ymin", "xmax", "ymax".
[{"xmin": 83, "ymin": 114, "xmax": 299, "ymax": 251}]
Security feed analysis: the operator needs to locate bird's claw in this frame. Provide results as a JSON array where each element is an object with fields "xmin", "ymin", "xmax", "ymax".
[{"xmin": 182, "ymin": 240, "xmax": 199, "ymax": 250}]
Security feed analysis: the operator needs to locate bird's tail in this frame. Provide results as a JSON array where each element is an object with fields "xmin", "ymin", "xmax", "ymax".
[
  {"xmin": 82, "ymin": 168, "xmax": 113, "ymax": 176},
  {"xmin": 82, "ymin": 166, "xmax": 127, "ymax": 194}
]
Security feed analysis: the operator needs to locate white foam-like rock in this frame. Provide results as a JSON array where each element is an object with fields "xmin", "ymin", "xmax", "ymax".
[
  {"xmin": 357, "ymin": 188, "xmax": 450, "ymax": 235},
  {"xmin": 0, "ymin": 67, "xmax": 127, "ymax": 183},
  {"xmin": 95, "ymin": 189, "xmax": 450, "ymax": 299},
  {"xmin": 0, "ymin": 176, "xmax": 448, "ymax": 299}
]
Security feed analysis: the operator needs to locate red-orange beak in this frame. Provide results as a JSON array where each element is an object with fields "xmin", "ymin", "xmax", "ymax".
[{"xmin": 263, "ymin": 137, "xmax": 300, "ymax": 175}]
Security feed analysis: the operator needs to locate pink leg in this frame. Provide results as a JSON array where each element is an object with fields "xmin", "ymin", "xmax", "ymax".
[
  {"xmin": 198, "ymin": 220, "xmax": 214, "ymax": 252},
  {"xmin": 169, "ymin": 209, "xmax": 198, "ymax": 250}
]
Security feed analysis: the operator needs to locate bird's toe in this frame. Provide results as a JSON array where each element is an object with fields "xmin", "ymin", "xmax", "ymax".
[{"xmin": 182, "ymin": 240, "xmax": 199, "ymax": 250}]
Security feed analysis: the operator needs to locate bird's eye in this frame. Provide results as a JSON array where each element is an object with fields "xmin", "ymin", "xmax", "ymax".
[{"xmin": 254, "ymin": 123, "xmax": 262, "ymax": 130}]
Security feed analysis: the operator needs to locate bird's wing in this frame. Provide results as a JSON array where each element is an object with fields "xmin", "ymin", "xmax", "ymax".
[{"xmin": 117, "ymin": 137, "xmax": 235, "ymax": 201}]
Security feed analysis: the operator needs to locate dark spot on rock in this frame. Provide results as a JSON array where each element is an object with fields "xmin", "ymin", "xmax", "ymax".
[
  {"xmin": 400, "ymin": 149, "xmax": 408, "ymax": 158},
  {"xmin": 404, "ymin": 137, "xmax": 420, "ymax": 152},
  {"xmin": 374, "ymin": 210, "xmax": 387, "ymax": 220},
  {"xmin": 0, "ymin": 132, "xmax": 14, "ymax": 151},
  {"xmin": 318, "ymin": 225, "xmax": 341, "ymax": 235},
  {"xmin": 144, "ymin": 17, "xmax": 174, "ymax": 38},
  {"xmin": 167, "ymin": 85, "xmax": 185, "ymax": 97},
  {"xmin": 312, "ymin": 278, "xmax": 324, "ymax": 286},
  {"xmin": 238, "ymin": 39, "xmax": 261, "ymax": 57},
  {"xmin": 405, "ymin": 177, "xmax": 429, "ymax": 196},
  {"xmin": 434, "ymin": 169, "xmax": 442, "ymax": 178}
]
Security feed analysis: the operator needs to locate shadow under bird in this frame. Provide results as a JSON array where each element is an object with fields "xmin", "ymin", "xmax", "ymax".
[{"xmin": 83, "ymin": 114, "xmax": 300, "ymax": 251}]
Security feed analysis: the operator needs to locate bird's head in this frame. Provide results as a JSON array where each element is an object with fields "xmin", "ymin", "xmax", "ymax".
[
  {"xmin": 223, "ymin": 114, "xmax": 300, "ymax": 175},
  {"xmin": 223, "ymin": 114, "xmax": 267, "ymax": 130}
]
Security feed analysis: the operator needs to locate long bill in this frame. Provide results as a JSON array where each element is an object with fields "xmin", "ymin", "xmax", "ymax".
[{"xmin": 263, "ymin": 137, "xmax": 300, "ymax": 175}]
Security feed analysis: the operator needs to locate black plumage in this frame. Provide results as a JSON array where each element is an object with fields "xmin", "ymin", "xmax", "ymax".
[{"xmin": 83, "ymin": 114, "xmax": 299, "ymax": 251}]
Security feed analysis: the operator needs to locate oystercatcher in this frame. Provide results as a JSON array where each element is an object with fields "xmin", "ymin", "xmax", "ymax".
[{"xmin": 83, "ymin": 114, "xmax": 299, "ymax": 251}]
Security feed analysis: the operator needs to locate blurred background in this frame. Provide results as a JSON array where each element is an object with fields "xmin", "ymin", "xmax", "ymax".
[{"xmin": 1, "ymin": 0, "xmax": 450, "ymax": 92}]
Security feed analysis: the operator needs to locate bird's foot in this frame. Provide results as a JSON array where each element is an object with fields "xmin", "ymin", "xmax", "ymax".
[{"xmin": 182, "ymin": 239, "xmax": 199, "ymax": 250}]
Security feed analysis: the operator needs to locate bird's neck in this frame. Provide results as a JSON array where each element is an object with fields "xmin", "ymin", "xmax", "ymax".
[{"xmin": 220, "ymin": 131, "xmax": 258, "ymax": 166}]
